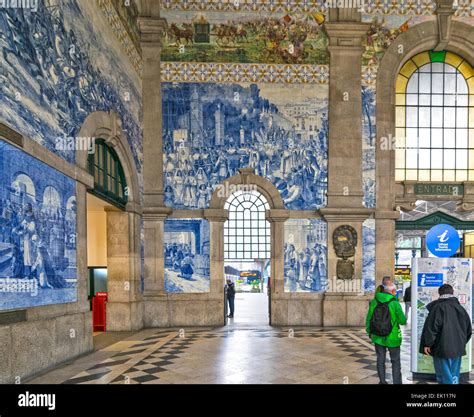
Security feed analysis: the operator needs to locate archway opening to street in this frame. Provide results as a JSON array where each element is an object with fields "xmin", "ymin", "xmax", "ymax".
[{"xmin": 224, "ymin": 189, "xmax": 271, "ymax": 325}]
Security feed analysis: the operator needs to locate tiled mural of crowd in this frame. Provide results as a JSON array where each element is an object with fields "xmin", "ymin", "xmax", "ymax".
[
  {"xmin": 0, "ymin": 141, "xmax": 77, "ymax": 310},
  {"xmin": 284, "ymin": 219, "xmax": 327, "ymax": 292},
  {"xmin": 0, "ymin": 1, "xmax": 141, "ymax": 167},
  {"xmin": 164, "ymin": 219, "xmax": 210, "ymax": 293},
  {"xmin": 162, "ymin": 82, "xmax": 328, "ymax": 211}
]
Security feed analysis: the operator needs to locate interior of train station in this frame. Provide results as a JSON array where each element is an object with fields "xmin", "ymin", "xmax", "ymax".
[{"xmin": 0, "ymin": 0, "xmax": 473, "ymax": 388}]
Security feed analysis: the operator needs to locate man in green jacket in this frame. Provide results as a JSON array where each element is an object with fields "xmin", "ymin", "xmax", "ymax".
[{"xmin": 366, "ymin": 282, "xmax": 407, "ymax": 384}]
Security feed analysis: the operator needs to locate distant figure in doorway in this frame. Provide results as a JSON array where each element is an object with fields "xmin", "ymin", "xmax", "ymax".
[
  {"xmin": 403, "ymin": 283, "xmax": 412, "ymax": 319},
  {"xmin": 420, "ymin": 284, "xmax": 472, "ymax": 384},
  {"xmin": 226, "ymin": 279, "xmax": 236, "ymax": 318},
  {"xmin": 366, "ymin": 281, "xmax": 407, "ymax": 384}
]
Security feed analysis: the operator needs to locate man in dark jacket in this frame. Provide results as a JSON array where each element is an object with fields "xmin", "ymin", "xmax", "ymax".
[
  {"xmin": 226, "ymin": 279, "xmax": 236, "ymax": 318},
  {"xmin": 403, "ymin": 283, "xmax": 412, "ymax": 319},
  {"xmin": 420, "ymin": 284, "xmax": 472, "ymax": 384}
]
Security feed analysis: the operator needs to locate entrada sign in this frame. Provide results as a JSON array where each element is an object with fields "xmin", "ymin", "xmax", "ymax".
[{"xmin": 414, "ymin": 183, "xmax": 463, "ymax": 196}]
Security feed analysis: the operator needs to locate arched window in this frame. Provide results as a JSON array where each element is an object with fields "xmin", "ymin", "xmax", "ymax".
[
  {"xmin": 88, "ymin": 139, "xmax": 127, "ymax": 208},
  {"xmin": 395, "ymin": 51, "xmax": 474, "ymax": 182},
  {"xmin": 224, "ymin": 190, "xmax": 270, "ymax": 260}
]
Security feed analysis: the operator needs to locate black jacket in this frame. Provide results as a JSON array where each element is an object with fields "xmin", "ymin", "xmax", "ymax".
[
  {"xmin": 404, "ymin": 286, "xmax": 411, "ymax": 303},
  {"xmin": 226, "ymin": 283, "xmax": 236, "ymax": 298},
  {"xmin": 419, "ymin": 297, "xmax": 472, "ymax": 359}
]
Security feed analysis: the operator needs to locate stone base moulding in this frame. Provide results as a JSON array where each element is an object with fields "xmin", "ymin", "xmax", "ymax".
[
  {"xmin": 143, "ymin": 295, "xmax": 224, "ymax": 327},
  {"xmin": 323, "ymin": 292, "xmax": 372, "ymax": 327}
]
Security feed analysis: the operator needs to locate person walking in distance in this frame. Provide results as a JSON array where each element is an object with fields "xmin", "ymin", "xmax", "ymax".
[
  {"xmin": 366, "ymin": 281, "xmax": 407, "ymax": 384},
  {"xmin": 420, "ymin": 284, "xmax": 472, "ymax": 384}
]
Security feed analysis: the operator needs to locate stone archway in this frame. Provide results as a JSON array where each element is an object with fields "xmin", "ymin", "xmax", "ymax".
[
  {"xmin": 205, "ymin": 168, "xmax": 289, "ymax": 325},
  {"xmin": 77, "ymin": 111, "xmax": 143, "ymax": 331},
  {"xmin": 374, "ymin": 20, "xmax": 474, "ymax": 281}
]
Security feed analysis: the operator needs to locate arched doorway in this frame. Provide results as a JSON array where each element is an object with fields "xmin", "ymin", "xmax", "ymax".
[
  {"xmin": 223, "ymin": 189, "xmax": 271, "ymax": 325},
  {"xmin": 77, "ymin": 111, "xmax": 143, "ymax": 336},
  {"xmin": 86, "ymin": 138, "xmax": 128, "ymax": 333}
]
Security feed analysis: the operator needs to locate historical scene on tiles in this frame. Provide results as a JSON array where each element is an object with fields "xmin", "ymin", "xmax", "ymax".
[
  {"xmin": 0, "ymin": 140, "xmax": 77, "ymax": 310},
  {"xmin": 164, "ymin": 219, "xmax": 210, "ymax": 293},
  {"xmin": 283, "ymin": 219, "xmax": 327, "ymax": 292},
  {"xmin": 0, "ymin": 0, "xmax": 141, "ymax": 167},
  {"xmin": 362, "ymin": 85, "xmax": 376, "ymax": 208},
  {"xmin": 362, "ymin": 219, "xmax": 376, "ymax": 292},
  {"xmin": 361, "ymin": 14, "xmax": 435, "ymax": 67},
  {"xmin": 162, "ymin": 82, "xmax": 328, "ymax": 211},
  {"xmin": 161, "ymin": 10, "xmax": 328, "ymax": 64}
]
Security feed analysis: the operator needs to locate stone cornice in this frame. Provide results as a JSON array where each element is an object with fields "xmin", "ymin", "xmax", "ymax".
[
  {"xmin": 203, "ymin": 209, "xmax": 229, "ymax": 222},
  {"xmin": 266, "ymin": 209, "xmax": 290, "ymax": 222},
  {"xmin": 142, "ymin": 206, "xmax": 173, "ymax": 221},
  {"xmin": 325, "ymin": 22, "xmax": 370, "ymax": 48},
  {"xmin": 138, "ymin": 17, "xmax": 167, "ymax": 47},
  {"xmin": 320, "ymin": 207, "xmax": 374, "ymax": 222}
]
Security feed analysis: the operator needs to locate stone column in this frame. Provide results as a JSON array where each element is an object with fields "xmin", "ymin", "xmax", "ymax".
[
  {"xmin": 105, "ymin": 208, "xmax": 143, "ymax": 331},
  {"xmin": 204, "ymin": 209, "xmax": 228, "ymax": 297},
  {"xmin": 138, "ymin": 16, "xmax": 167, "ymax": 208},
  {"xmin": 138, "ymin": 14, "xmax": 172, "ymax": 303},
  {"xmin": 321, "ymin": 12, "xmax": 373, "ymax": 326},
  {"xmin": 143, "ymin": 211, "xmax": 170, "ymax": 296},
  {"xmin": 266, "ymin": 209, "xmax": 289, "ymax": 324}
]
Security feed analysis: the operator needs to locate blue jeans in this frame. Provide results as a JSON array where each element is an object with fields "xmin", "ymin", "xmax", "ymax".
[
  {"xmin": 433, "ymin": 356, "xmax": 462, "ymax": 384},
  {"xmin": 227, "ymin": 296, "xmax": 234, "ymax": 316}
]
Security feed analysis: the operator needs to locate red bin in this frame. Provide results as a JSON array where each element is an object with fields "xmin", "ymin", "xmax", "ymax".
[{"xmin": 92, "ymin": 292, "xmax": 108, "ymax": 332}]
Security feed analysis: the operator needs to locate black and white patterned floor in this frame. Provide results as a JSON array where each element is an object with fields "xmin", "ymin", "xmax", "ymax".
[{"xmin": 27, "ymin": 326, "xmax": 471, "ymax": 385}]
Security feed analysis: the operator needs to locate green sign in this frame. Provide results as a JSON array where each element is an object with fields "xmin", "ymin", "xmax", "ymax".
[{"xmin": 414, "ymin": 183, "xmax": 464, "ymax": 196}]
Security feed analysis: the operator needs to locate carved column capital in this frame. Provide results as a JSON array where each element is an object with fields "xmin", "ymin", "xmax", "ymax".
[
  {"xmin": 138, "ymin": 16, "xmax": 167, "ymax": 48},
  {"xmin": 325, "ymin": 22, "xmax": 370, "ymax": 49}
]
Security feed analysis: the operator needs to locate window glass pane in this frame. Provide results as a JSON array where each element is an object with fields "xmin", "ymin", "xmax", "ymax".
[
  {"xmin": 406, "ymin": 149, "xmax": 418, "ymax": 169},
  {"xmin": 456, "ymin": 150, "xmax": 468, "ymax": 169},
  {"xmin": 419, "ymin": 128, "xmax": 430, "ymax": 148},
  {"xmin": 445, "ymin": 74, "xmax": 456, "ymax": 93},
  {"xmin": 419, "ymin": 149, "xmax": 430, "ymax": 169},
  {"xmin": 457, "ymin": 74, "xmax": 468, "ymax": 94},
  {"xmin": 457, "ymin": 129, "xmax": 468, "ymax": 148},
  {"xmin": 444, "ymin": 149, "xmax": 455, "ymax": 169},
  {"xmin": 432, "ymin": 149, "xmax": 443, "ymax": 169},
  {"xmin": 444, "ymin": 129, "xmax": 455, "ymax": 148},
  {"xmin": 419, "ymin": 73, "xmax": 431, "ymax": 93},
  {"xmin": 432, "ymin": 129, "xmax": 443, "ymax": 148},
  {"xmin": 444, "ymin": 108, "xmax": 456, "ymax": 128},
  {"xmin": 431, "ymin": 108, "xmax": 443, "ymax": 127},
  {"xmin": 457, "ymin": 108, "xmax": 468, "ymax": 128},
  {"xmin": 419, "ymin": 107, "xmax": 431, "ymax": 127},
  {"xmin": 407, "ymin": 74, "xmax": 418, "ymax": 93},
  {"xmin": 432, "ymin": 73, "xmax": 444, "ymax": 93}
]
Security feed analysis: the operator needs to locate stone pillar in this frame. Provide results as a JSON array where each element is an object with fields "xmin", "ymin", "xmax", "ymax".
[
  {"xmin": 138, "ymin": 13, "xmax": 173, "ymax": 323},
  {"xmin": 321, "ymin": 14, "xmax": 374, "ymax": 326},
  {"xmin": 266, "ymin": 210, "xmax": 289, "ymax": 324},
  {"xmin": 143, "ymin": 210, "xmax": 171, "ymax": 296},
  {"xmin": 204, "ymin": 209, "xmax": 228, "ymax": 298},
  {"xmin": 325, "ymin": 19, "xmax": 369, "ymax": 208},
  {"xmin": 105, "ymin": 208, "xmax": 143, "ymax": 331},
  {"xmin": 138, "ymin": 15, "xmax": 167, "ymax": 208}
]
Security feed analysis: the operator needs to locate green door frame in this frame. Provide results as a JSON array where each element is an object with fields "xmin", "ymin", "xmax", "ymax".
[{"xmin": 395, "ymin": 211, "xmax": 474, "ymax": 231}]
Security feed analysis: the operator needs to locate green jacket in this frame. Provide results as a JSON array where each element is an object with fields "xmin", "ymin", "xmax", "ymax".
[{"xmin": 366, "ymin": 291, "xmax": 407, "ymax": 348}]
